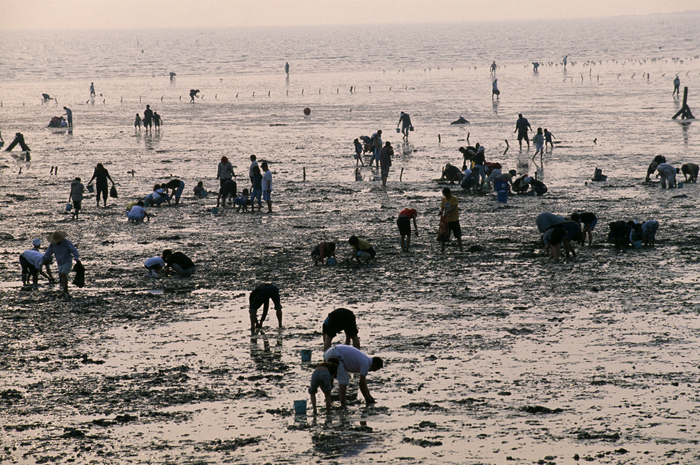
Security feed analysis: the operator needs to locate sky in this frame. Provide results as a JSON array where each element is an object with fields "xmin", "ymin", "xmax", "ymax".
[{"xmin": 1, "ymin": 0, "xmax": 697, "ymax": 30}]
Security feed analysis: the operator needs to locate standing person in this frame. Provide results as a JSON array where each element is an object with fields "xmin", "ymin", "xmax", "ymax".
[
  {"xmin": 490, "ymin": 61, "xmax": 497, "ymax": 74},
  {"xmin": 656, "ymin": 162, "xmax": 678, "ymax": 188},
  {"xmin": 397, "ymin": 112, "xmax": 412, "ymax": 140},
  {"xmin": 532, "ymin": 127, "xmax": 544, "ymax": 160},
  {"xmin": 371, "ymin": 130, "xmax": 382, "ymax": 167},
  {"xmin": 438, "ymin": 187, "xmax": 463, "ymax": 253},
  {"xmin": 261, "ymin": 161, "xmax": 273, "ymax": 213},
  {"xmin": 42, "ymin": 231, "xmax": 80, "ymax": 300},
  {"xmin": 311, "ymin": 241, "xmax": 336, "ymax": 265},
  {"xmin": 348, "ymin": 236, "xmax": 376, "ymax": 264},
  {"xmin": 69, "ymin": 177, "xmax": 84, "ymax": 220},
  {"xmin": 251, "ymin": 165, "xmax": 263, "ymax": 212},
  {"xmin": 249, "ymin": 283, "xmax": 283, "ymax": 333},
  {"xmin": 544, "ymin": 128, "xmax": 555, "ymax": 149},
  {"xmin": 353, "ymin": 139, "xmax": 364, "ymax": 166},
  {"xmin": 216, "ymin": 156, "xmax": 234, "ymax": 190},
  {"xmin": 134, "ymin": 113, "xmax": 142, "ymax": 131},
  {"xmin": 153, "ymin": 112, "xmax": 162, "ymax": 131},
  {"xmin": 571, "ymin": 211, "xmax": 598, "ymax": 246},
  {"xmin": 285, "ymin": 62, "xmax": 290, "ymax": 76},
  {"xmin": 323, "ymin": 344, "xmax": 383, "ymax": 407},
  {"xmin": 20, "ymin": 239, "xmax": 54, "ymax": 287},
  {"xmin": 143, "ymin": 105, "xmax": 153, "ymax": 131},
  {"xmin": 63, "ymin": 107, "xmax": 73, "ymax": 128},
  {"xmin": 515, "ymin": 114, "xmax": 532, "ymax": 149},
  {"xmin": 563, "ymin": 55, "xmax": 568, "ymax": 68},
  {"xmin": 472, "ymin": 146, "xmax": 486, "ymax": 190},
  {"xmin": 397, "ymin": 208, "xmax": 419, "ymax": 252},
  {"xmin": 249, "ymin": 155, "xmax": 259, "ymax": 188},
  {"xmin": 88, "ymin": 163, "xmax": 115, "ymax": 208},
  {"xmin": 162, "ymin": 249, "xmax": 196, "ymax": 277},
  {"xmin": 492, "ymin": 79, "xmax": 500, "ymax": 100},
  {"xmin": 673, "ymin": 75, "xmax": 680, "ymax": 96},
  {"xmin": 379, "ymin": 141, "xmax": 393, "ymax": 187},
  {"xmin": 163, "ymin": 178, "xmax": 185, "ymax": 206},
  {"xmin": 322, "ymin": 308, "xmax": 361, "ymax": 351},
  {"xmin": 89, "ymin": 82, "xmax": 95, "ymax": 97}
]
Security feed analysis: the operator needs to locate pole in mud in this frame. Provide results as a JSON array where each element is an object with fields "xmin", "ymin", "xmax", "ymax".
[
  {"xmin": 503, "ymin": 139, "xmax": 509, "ymax": 155},
  {"xmin": 400, "ymin": 167, "xmax": 404, "ymax": 182},
  {"xmin": 672, "ymin": 87, "xmax": 694, "ymax": 120},
  {"xmin": 303, "ymin": 167, "xmax": 306, "ymax": 182}
]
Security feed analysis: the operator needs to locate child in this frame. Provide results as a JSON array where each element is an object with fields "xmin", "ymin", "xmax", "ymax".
[
  {"xmin": 234, "ymin": 188, "xmax": 250, "ymax": 212},
  {"xmin": 69, "ymin": 177, "xmax": 84, "ymax": 221},
  {"xmin": 127, "ymin": 200, "xmax": 151, "ymax": 222},
  {"xmin": 544, "ymin": 128, "xmax": 555, "ymax": 149},
  {"xmin": 134, "ymin": 113, "xmax": 142, "ymax": 130},
  {"xmin": 311, "ymin": 241, "xmax": 336, "ymax": 265},
  {"xmin": 251, "ymin": 166, "xmax": 263, "ymax": 212},
  {"xmin": 309, "ymin": 358, "xmax": 339, "ymax": 413},
  {"xmin": 532, "ymin": 127, "xmax": 544, "ymax": 160},
  {"xmin": 353, "ymin": 138, "xmax": 364, "ymax": 166},
  {"xmin": 193, "ymin": 181, "xmax": 208, "ymax": 198},
  {"xmin": 348, "ymin": 235, "xmax": 376, "ymax": 264},
  {"xmin": 144, "ymin": 255, "xmax": 165, "ymax": 278}
]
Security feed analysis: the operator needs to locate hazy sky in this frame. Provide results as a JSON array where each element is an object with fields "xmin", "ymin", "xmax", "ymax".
[{"xmin": 1, "ymin": 0, "xmax": 697, "ymax": 30}]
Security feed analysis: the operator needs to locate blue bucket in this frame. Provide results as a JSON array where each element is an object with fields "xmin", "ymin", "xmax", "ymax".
[
  {"xmin": 300, "ymin": 349, "xmax": 312, "ymax": 362},
  {"xmin": 294, "ymin": 400, "xmax": 307, "ymax": 415},
  {"xmin": 211, "ymin": 207, "xmax": 219, "ymax": 215},
  {"xmin": 497, "ymin": 190, "xmax": 508, "ymax": 203}
]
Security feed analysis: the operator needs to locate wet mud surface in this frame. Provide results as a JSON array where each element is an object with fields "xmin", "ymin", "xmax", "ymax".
[{"xmin": 2, "ymin": 149, "xmax": 700, "ymax": 464}]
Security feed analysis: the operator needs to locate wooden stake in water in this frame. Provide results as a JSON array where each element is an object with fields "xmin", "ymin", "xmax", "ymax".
[
  {"xmin": 400, "ymin": 167, "xmax": 404, "ymax": 182},
  {"xmin": 303, "ymin": 167, "xmax": 306, "ymax": 182},
  {"xmin": 672, "ymin": 87, "xmax": 695, "ymax": 120}
]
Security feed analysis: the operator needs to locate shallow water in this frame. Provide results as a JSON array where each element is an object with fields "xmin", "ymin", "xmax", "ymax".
[{"xmin": 1, "ymin": 13, "xmax": 700, "ymax": 465}]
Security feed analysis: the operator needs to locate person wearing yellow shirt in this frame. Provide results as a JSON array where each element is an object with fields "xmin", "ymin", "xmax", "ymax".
[
  {"xmin": 348, "ymin": 236, "xmax": 376, "ymax": 264},
  {"xmin": 438, "ymin": 187, "xmax": 463, "ymax": 253}
]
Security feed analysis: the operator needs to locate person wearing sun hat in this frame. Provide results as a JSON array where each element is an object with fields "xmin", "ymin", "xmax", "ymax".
[
  {"xmin": 42, "ymin": 231, "xmax": 80, "ymax": 300},
  {"xmin": 216, "ymin": 156, "xmax": 234, "ymax": 190},
  {"xmin": 19, "ymin": 238, "xmax": 54, "ymax": 287}
]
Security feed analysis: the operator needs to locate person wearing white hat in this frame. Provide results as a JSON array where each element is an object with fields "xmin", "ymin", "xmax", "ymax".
[
  {"xmin": 19, "ymin": 239, "xmax": 54, "ymax": 287},
  {"xmin": 42, "ymin": 231, "xmax": 80, "ymax": 300}
]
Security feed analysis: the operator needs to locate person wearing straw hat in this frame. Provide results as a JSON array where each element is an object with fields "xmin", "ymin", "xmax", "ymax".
[
  {"xmin": 42, "ymin": 231, "xmax": 80, "ymax": 300},
  {"xmin": 19, "ymin": 238, "xmax": 54, "ymax": 287}
]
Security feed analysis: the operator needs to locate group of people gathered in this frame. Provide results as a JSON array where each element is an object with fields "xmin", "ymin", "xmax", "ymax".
[
  {"xmin": 133, "ymin": 104, "xmax": 163, "ymax": 132},
  {"xmin": 645, "ymin": 155, "xmax": 698, "ymax": 188}
]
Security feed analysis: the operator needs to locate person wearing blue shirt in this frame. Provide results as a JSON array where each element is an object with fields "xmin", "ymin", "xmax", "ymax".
[{"xmin": 42, "ymin": 231, "xmax": 80, "ymax": 300}]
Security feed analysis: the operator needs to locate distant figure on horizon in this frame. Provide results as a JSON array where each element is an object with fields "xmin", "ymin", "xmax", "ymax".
[
  {"xmin": 533, "ymin": 62, "xmax": 540, "ymax": 72},
  {"xmin": 189, "ymin": 89, "xmax": 200, "ymax": 103},
  {"xmin": 153, "ymin": 112, "xmax": 162, "ymax": 130},
  {"xmin": 134, "ymin": 113, "xmax": 142, "ymax": 131},
  {"xmin": 63, "ymin": 107, "xmax": 72, "ymax": 128},
  {"xmin": 563, "ymin": 55, "xmax": 568, "ymax": 68},
  {"xmin": 673, "ymin": 75, "xmax": 680, "ymax": 97},
  {"xmin": 515, "ymin": 113, "xmax": 532, "ymax": 150},
  {"xmin": 490, "ymin": 61, "xmax": 497, "ymax": 74},
  {"xmin": 89, "ymin": 82, "xmax": 95, "ymax": 97},
  {"xmin": 285, "ymin": 62, "xmax": 290, "ymax": 76},
  {"xmin": 492, "ymin": 79, "xmax": 500, "ymax": 100}
]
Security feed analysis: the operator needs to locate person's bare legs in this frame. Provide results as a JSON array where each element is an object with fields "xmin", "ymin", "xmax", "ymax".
[
  {"xmin": 276, "ymin": 308, "xmax": 283, "ymax": 327},
  {"xmin": 323, "ymin": 334, "xmax": 333, "ymax": 351},
  {"xmin": 339, "ymin": 384, "xmax": 348, "ymax": 408},
  {"xmin": 457, "ymin": 237, "xmax": 463, "ymax": 252}
]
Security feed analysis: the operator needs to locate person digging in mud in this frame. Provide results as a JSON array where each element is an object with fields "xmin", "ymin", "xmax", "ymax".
[
  {"xmin": 440, "ymin": 163, "xmax": 463, "ymax": 184},
  {"xmin": 323, "ymin": 344, "xmax": 383, "ymax": 407},
  {"xmin": 163, "ymin": 178, "xmax": 185, "ymax": 206},
  {"xmin": 309, "ymin": 358, "xmax": 339, "ymax": 413},
  {"xmin": 523, "ymin": 176, "xmax": 548, "ymax": 195},
  {"xmin": 681, "ymin": 163, "xmax": 698, "ymax": 183},
  {"xmin": 20, "ymin": 239, "xmax": 54, "ymax": 287},
  {"xmin": 127, "ymin": 200, "xmax": 151, "ymax": 222},
  {"xmin": 348, "ymin": 236, "xmax": 376, "ymax": 264},
  {"xmin": 42, "ymin": 231, "xmax": 80, "ymax": 300},
  {"xmin": 397, "ymin": 208, "xmax": 419, "ymax": 252},
  {"xmin": 312, "ymin": 241, "xmax": 336, "ymax": 265},
  {"xmin": 438, "ymin": 188, "xmax": 463, "ymax": 253},
  {"xmin": 162, "ymin": 249, "xmax": 196, "ymax": 277},
  {"xmin": 143, "ymin": 256, "xmax": 166, "ymax": 278},
  {"xmin": 559, "ymin": 221, "xmax": 581, "ymax": 256},
  {"xmin": 249, "ymin": 283, "xmax": 283, "ymax": 334},
  {"xmin": 322, "ymin": 308, "xmax": 361, "ymax": 351},
  {"xmin": 571, "ymin": 211, "xmax": 598, "ymax": 246},
  {"xmin": 645, "ymin": 155, "xmax": 666, "ymax": 182},
  {"xmin": 542, "ymin": 225, "xmax": 572, "ymax": 260},
  {"xmin": 217, "ymin": 179, "xmax": 237, "ymax": 209}
]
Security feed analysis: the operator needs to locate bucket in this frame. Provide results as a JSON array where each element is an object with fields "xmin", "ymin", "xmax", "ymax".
[
  {"xmin": 211, "ymin": 207, "xmax": 219, "ymax": 215},
  {"xmin": 294, "ymin": 400, "xmax": 307, "ymax": 415},
  {"xmin": 497, "ymin": 190, "xmax": 508, "ymax": 203},
  {"xmin": 87, "ymin": 184, "xmax": 94, "ymax": 193},
  {"xmin": 395, "ymin": 127, "xmax": 401, "ymax": 133},
  {"xmin": 300, "ymin": 349, "xmax": 312, "ymax": 362},
  {"xmin": 632, "ymin": 240, "xmax": 642, "ymax": 249},
  {"xmin": 678, "ymin": 182, "xmax": 684, "ymax": 188}
]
